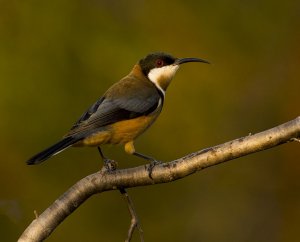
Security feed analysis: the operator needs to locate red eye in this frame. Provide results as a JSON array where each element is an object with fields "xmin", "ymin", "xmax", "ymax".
[{"xmin": 156, "ymin": 59, "xmax": 164, "ymax": 67}]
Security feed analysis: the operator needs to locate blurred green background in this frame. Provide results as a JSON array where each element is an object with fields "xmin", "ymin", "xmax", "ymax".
[{"xmin": 1, "ymin": 0, "xmax": 300, "ymax": 241}]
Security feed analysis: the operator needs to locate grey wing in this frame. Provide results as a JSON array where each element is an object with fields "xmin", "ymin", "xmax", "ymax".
[{"xmin": 65, "ymin": 83, "xmax": 161, "ymax": 137}]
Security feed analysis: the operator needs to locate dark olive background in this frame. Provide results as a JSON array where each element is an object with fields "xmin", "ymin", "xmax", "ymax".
[{"xmin": 1, "ymin": 1, "xmax": 299, "ymax": 241}]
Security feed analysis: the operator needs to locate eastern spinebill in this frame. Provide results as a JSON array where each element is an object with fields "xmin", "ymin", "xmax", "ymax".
[{"xmin": 27, "ymin": 52, "xmax": 209, "ymax": 171}]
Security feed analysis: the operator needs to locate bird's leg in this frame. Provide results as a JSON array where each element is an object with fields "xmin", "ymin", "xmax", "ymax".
[
  {"xmin": 97, "ymin": 147, "xmax": 117, "ymax": 171},
  {"xmin": 125, "ymin": 141, "xmax": 161, "ymax": 178},
  {"xmin": 133, "ymin": 151, "xmax": 162, "ymax": 179}
]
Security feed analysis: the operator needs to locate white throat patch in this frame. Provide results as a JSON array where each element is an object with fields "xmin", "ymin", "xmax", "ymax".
[{"xmin": 148, "ymin": 65, "xmax": 179, "ymax": 94}]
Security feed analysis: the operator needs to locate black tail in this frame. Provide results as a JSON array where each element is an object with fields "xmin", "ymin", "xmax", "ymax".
[{"xmin": 27, "ymin": 136, "xmax": 79, "ymax": 165}]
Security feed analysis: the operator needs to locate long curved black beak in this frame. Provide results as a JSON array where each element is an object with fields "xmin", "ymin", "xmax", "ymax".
[{"xmin": 175, "ymin": 57, "xmax": 210, "ymax": 65}]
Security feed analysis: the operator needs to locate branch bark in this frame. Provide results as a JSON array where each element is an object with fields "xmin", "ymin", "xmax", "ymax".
[{"xmin": 19, "ymin": 116, "xmax": 300, "ymax": 242}]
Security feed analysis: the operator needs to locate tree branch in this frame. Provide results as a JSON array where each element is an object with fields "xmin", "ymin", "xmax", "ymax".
[{"xmin": 19, "ymin": 116, "xmax": 300, "ymax": 242}]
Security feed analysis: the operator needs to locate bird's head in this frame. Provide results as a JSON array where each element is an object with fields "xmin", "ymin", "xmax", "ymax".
[{"xmin": 139, "ymin": 52, "xmax": 209, "ymax": 92}]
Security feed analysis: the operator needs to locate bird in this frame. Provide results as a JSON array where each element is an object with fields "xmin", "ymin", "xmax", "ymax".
[{"xmin": 27, "ymin": 52, "xmax": 209, "ymax": 172}]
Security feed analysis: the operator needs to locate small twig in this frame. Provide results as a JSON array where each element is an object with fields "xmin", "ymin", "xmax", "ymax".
[
  {"xmin": 97, "ymin": 147, "xmax": 143, "ymax": 241},
  {"xmin": 119, "ymin": 188, "xmax": 144, "ymax": 242},
  {"xmin": 291, "ymin": 137, "xmax": 300, "ymax": 142},
  {"xmin": 33, "ymin": 210, "xmax": 39, "ymax": 219}
]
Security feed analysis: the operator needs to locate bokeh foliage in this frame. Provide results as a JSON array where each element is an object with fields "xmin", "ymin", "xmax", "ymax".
[{"xmin": 0, "ymin": 0, "xmax": 299, "ymax": 241}]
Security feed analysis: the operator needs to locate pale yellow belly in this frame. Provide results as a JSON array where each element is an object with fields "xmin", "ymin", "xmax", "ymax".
[{"xmin": 76, "ymin": 115, "xmax": 157, "ymax": 147}]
